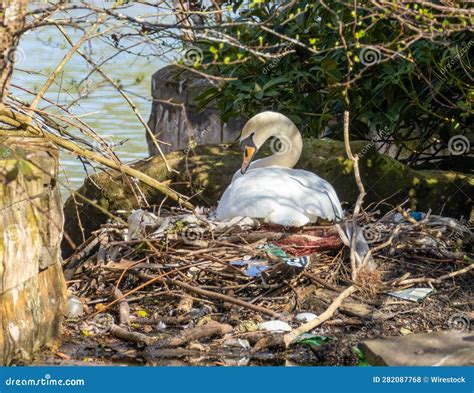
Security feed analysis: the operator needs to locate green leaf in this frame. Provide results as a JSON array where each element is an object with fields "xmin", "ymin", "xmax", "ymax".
[
  {"xmin": 262, "ymin": 76, "xmax": 290, "ymax": 91},
  {"xmin": 296, "ymin": 334, "xmax": 332, "ymax": 347},
  {"xmin": 353, "ymin": 346, "xmax": 370, "ymax": 366}
]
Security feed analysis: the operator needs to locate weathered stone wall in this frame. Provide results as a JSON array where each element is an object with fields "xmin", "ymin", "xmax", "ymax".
[
  {"xmin": 146, "ymin": 65, "xmax": 245, "ymax": 155},
  {"xmin": 0, "ymin": 133, "xmax": 66, "ymax": 365}
]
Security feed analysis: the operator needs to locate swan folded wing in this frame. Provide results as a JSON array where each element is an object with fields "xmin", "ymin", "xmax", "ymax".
[
  {"xmin": 216, "ymin": 167, "xmax": 342, "ymax": 225},
  {"xmin": 287, "ymin": 169, "xmax": 344, "ymax": 221}
]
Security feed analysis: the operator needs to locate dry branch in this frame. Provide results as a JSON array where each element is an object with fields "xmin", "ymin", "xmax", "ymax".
[
  {"xmin": 0, "ymin": 104, "xmax": 194, "ymax": 209},
  {"xmin": 157, "ymin": 320, "xmax": 233, "ymax": 348},
  {"xmin": 283, "ymin": 285, "xmax": 357, "ymax": 347},
  {"xmin": 394, "ymin": 260, "xmax": 474, "ymax": 286},
  {"xmin": 109, "ymin": 324, "xmax": 155, "ymax": 345}
]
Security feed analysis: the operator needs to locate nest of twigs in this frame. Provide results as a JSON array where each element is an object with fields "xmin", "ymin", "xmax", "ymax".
[{"xmin": 61, "ymin": 206, "xmax": 473, "ymax": 364}]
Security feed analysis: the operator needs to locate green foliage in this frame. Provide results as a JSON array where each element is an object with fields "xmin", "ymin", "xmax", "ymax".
[
  {"xmin": 296, "ymin": 334, "xmax": 332, "ymax": 347},
  {"xmin": 353, "ymin": 346, "xmax": 370, "ymax": 366},
  {"xmin": 193, "ymin": 0, "xmax": 473, "ymax": 163}
]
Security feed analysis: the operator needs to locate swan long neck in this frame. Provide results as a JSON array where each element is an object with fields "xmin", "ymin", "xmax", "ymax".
[{"xmin": 254, "ymin": 121, "xmax": 303, "ymax": 169}]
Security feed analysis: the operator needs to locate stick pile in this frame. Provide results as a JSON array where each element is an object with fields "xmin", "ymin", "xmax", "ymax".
[{"xmin": 64, "ymin": 206, "xmax": 473, "ymax": 356}]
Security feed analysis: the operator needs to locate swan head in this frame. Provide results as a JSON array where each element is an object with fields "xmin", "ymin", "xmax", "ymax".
[{"xmin": 239, "ymin": 111, "xmax": 301, "ymax": 174}]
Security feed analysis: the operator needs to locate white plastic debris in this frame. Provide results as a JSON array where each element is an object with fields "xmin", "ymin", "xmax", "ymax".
[
  {"xmin": 127, "ymin": 209, "xmax": 158, "ymax": 240},
  {"xmin": 186, "ymin": 266, "xmax": 201, "ymax": 278},
  {"xmin": 223, "ymin": 338, "xmax": 251, "ymax": 349},
  {"xmin": 155, "ymin": 321, "xmax": 167, "ymax": 331},
  {"xmin": 258, "ymin": 320, "xmax": 292, "ymax": 332},
  {"xmin": 127, "ymin": 207, "xmax": 260, "ymax": 241},
  {"xmin": 296, "ymin": 312, "xmax": 317, "ymax": 323},
  {"xmin": 223, "ymin": 357, "xmax": 250, "ymax": 366},
  {"xmin": 65, "ymin": 295, "xmax": 84, "ymax": 319},
  {"xmin": 211, "ymin": 216, "xmax": 259, "ymax": 232}
]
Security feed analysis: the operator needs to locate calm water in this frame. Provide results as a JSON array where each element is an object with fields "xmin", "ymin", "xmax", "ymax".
[{"xmin": 12, "ymin": 4, "xmax": 177, "ymax": 197}]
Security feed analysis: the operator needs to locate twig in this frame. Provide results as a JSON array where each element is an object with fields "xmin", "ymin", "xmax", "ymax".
[
  {"xmin": 109, "ymin": 324, "xmax": 155, "ymax": 345},
  {"xmin": 113, "ymin": 288, "xmax": 130, "ymax": 326},
  {"xmin": 393, "ymin": 260, "xmax": 474, "ymax": 286},
  {"xmin": 283, "ymin": 285, "xmax": 357, "ymax": 347},
  {"xmin": 0, "ymin": 104, "xmax": 194, "ymax": 209},
  {"xmin": 155, "ymin": 320, "xmax": 233, "ymax": 348},
  {"xmin": 112, "ymin": 257, "xmax": 270, "ymax": 314},
  {"xmin": 56, "ymin": 25, "xmax": 173, "ymax": 173},
  {"xmin": 144, "ymin": 271, "xmax": 285, "ymax": 319},
  {"xmin": 343, "ymin": 110, "xmax": 367, "ymax": 279},
  {"xmin": 30, "ymin": 15, "xmax": 106, "ymax": 110}
]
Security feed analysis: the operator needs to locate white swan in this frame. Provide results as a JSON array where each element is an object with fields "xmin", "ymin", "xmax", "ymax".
[{"xmin": 216, "ymin": 111, "xmax": 343, "ymax": 227}]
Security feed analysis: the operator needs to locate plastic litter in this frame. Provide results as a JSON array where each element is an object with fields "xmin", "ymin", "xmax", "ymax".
[
  {"xmin": 296, "ymin": 312, "xmax": 317, "ymax": 323},
  {"xmin": 155, "ymin": 321, "xmax": 167, "ymax": 331},
  {"xmin": 283, "ymin": 255, "xmax": 309, "ymax": 268},
  {"xmin": 257, "ymin": 243, "xmax": 288, "ymax": 258},
  {"xmin": 127, "ymin": 209, "xmax": 158, "ymax": 240},
  {"xmin": 230, "ymin": 259, "xmax": 269, "ymax": 277},
  {"xmin": 258, "ymin": 320, "xmax": 292, "ymax": 332},
  {"xmin": 387, "ymin": 287, "xmax": 435, "ymax": 302},
  {"xmin": 393, "ymin": 211, "xmax": 426, "ymax": 223},
  {"xmin": 258, "ymin": 243, "xmax": 310, "ymax": 269},
  {"xmin": 65, "ymin": 295, "xmax": 84, "ymax": 319},
  {"xmin": 295, "ymin": 333, "xmax": 332, "ymax": 346},
  {"xmin": 223, "ymin": 338, "xmax": 251, "ymax": 349}
]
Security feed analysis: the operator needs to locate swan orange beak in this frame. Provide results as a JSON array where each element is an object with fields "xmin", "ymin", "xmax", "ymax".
[
  {"xmin": 241, "ymin": 146, "xmax": 256, "ymax": 174},
  {"xmin": 240, "ymin": 134, "xmax": 257, "ymax": 174}
]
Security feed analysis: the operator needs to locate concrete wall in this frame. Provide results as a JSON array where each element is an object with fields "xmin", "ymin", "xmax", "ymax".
[
  {"xmin": 0, "ymin": 133, "xmax": 66, "ymax": 365},
  {"xmin": 146, "ymin": 65, "xmax": 245, "ymax": 156}
]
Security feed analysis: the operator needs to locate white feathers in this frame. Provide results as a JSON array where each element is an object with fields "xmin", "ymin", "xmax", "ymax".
[
  {"xmin": 215, "ymin": 111, "xmax": 343, "ymax": 227},
  {"xmin": 216, "ymin": 166, "xmax": 343, "ymax": 226}
]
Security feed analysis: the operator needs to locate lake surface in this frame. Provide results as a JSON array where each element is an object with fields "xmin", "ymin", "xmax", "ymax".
[{"xmin": 12, "ymin": 3, "xmax": 176, "ymax": 198}]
